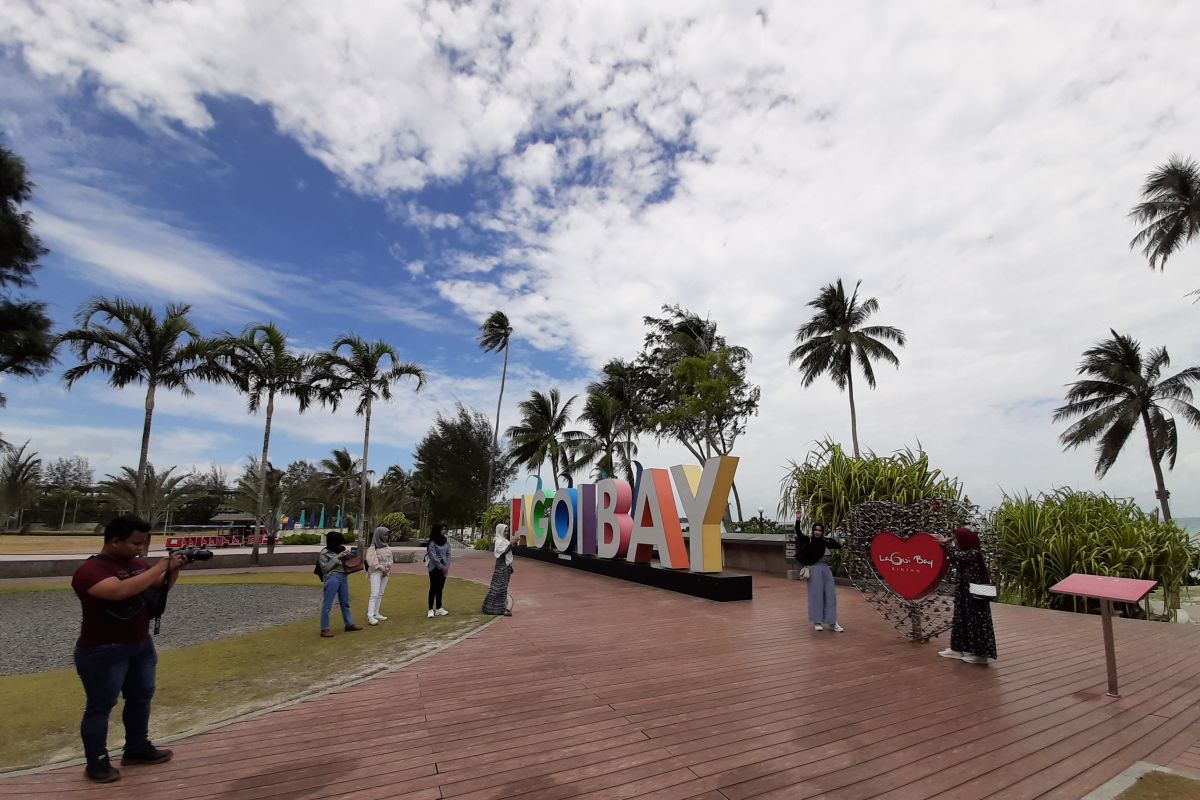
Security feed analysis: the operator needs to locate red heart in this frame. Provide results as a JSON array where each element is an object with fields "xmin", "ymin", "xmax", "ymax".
[{"xmin": 869, "ymin": 531, "xmax": 948, "ymax": 600}]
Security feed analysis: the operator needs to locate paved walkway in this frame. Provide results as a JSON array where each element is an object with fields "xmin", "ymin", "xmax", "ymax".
[{"xmin": 3, "ymin": 554, "xmax": 1200, "ymax": 799}]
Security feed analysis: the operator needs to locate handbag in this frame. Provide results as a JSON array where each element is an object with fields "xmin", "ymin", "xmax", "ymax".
[
  {"xmin": 342, "ymin": 552, "xmax": 364, "ymax": 574},
  {"xmin": 969, "ymin": 583, "xmax": 996, "ymax": 601}
]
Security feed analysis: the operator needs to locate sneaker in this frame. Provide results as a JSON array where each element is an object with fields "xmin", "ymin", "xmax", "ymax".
[
  {"xmin": 367, "ymin": 616, "xmax": 379, "ymax": 626},
  {"xmin": 121, "ymin": 742, "xmax": 173, "ymax": 766},
  {"xmin": 814, "ymin": 624, "xmax": 823, "ymax": 631},
  {"xmin": 320, "ymin": 629, "xmax": 334, "ymax": 638},
  {"xmin": 427, "ymin": 609, "xmax": 435, "ymax": 618},
  {"xmin": 831, "ymin": 624, "xmax": 845, "ymax": 633},
  {"xmin": 961, "ymin": 654, "xmax": 989, "ymax": 664},
  {"xmin": 344, "ymin": 624, "xmax": 363, "ymax": 632},
  {"xmin": 435, "ymin": 608, "xmax": 449, "ymax": 616},
  {"xmin": 374, "ymin": 614, "xmax": 388, "ymax": 621},
  {"xmin": 938, "ymin": 648, "xmax": 963, "ymax": 659},
  {"xmin": 85, "ymin": 755, "xmax": 121, "ymax": 783}
]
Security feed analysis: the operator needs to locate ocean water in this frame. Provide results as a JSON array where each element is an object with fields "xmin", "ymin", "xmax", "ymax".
[{"xmin": 1177, "ymin": 516, "xmax": 1200, "ymax": 544}]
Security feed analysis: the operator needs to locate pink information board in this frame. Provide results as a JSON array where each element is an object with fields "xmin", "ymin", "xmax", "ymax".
[{"xmin": 1050, "ymin": 573, "xmax": 1157, "ymax": 604}]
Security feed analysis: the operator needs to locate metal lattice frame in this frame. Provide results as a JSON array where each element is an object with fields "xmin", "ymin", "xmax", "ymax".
[{"xmin": 840, "ymin": 498, "xmax": 996, "ymax": 642}]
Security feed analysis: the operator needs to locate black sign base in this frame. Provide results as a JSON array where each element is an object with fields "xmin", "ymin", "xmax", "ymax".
[{"xmin": 513, "ymin": 545, "xmax": 753, "ymax": 601}]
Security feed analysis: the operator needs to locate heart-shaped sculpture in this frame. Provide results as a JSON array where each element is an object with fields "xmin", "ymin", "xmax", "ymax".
[
  {"xmin": 839, "ymin": 499, "xmax": 994, "ymax": 641},
  {"xmin": 869, "ymin": 531, "xmax": 947, "ymax": 600}
]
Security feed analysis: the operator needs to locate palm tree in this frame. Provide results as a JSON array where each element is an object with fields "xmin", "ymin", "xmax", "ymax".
[
  {"xmin": 478, "ymin": 311, "xmax": 513, "ymax": 507},
  {"xmin": 59, "ymin": 299, "xmax": 219, "ymax": 512},
  {"xmin": 0, "ymin": 441, "xmax": 41, "ymax": 530},
  {"xmin": 318, "ymin": 448, "xmax": 360, "ymax": 533},
  {"xmin": 1129, "ymin": 156, "xmax": 1200, "ymax": 270},
  {"xmin": 316, "ymin": 337, "xmax": 426, "ymax": 549},
  {"xmin": 230, "ymin": 458, "xmax": 284, "ymax": 549},
  {"xmin": 789, "ymin": 279, "xmax": 906, "ymax": 458},
  {"xmin": 217, "ymin": 323, "xmax": 312, "ymax": 564},
  {"xmin": 1053, "ymin": 330, "xmax": 1200, "ymax": 522},
  {"xmin": 505, "ymin": 388, "xmax": 582, "ymax": 489},
  {"xmin": 590, "ymin": 358, "xmax": 644, "ymax": 483},
  {"xmin": 99, "ymin": 464, "xmax": 202, "ymax": 527},
  {"xmin": 570, "ymin": 389, "xmax": 638, "ymax": 481}
]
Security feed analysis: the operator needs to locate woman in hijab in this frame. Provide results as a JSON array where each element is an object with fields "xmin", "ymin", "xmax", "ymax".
[
  {"xmin": 482, "ymin": 523, "xmax": 514, "ymax": 616},
  {"xmin": 936, "ymin": 527, "xmax": 997, "ymax": 664},
  {"xmin": 425, "ymin": 525, "xmax": 452, "ymax": 619},
  {"xmin": 365, "ymin": 525, "xmax": 393, "ymax": 626},
  {"xmin": 795, "ymin": 519, "xmax": 844, "ymax": 632},
  {"xmin": 318, "ymin": 531, "xmax": 362, "ymax": 638}
]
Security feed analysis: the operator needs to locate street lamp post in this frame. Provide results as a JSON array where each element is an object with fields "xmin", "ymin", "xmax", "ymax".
[{"xmin": 758, "ymin": 506, "xmax": 765, "ymax": 535}]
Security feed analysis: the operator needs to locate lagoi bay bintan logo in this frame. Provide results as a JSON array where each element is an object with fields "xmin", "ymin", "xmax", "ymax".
[{"xmin": 511, "ymin": 456, "xmax": 739, "ymax": 574}]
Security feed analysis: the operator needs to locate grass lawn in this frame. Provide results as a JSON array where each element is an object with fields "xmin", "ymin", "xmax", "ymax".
[
  {"xmin": 0, "ymin": 572, "xmax": 489, "ymax": 771},
  {"xmin": 0, "ymin": 534, "xmax": 106, "ymax": 554},
  {"xmin": 1115, "ymin": 771, "xmax": 1200, "ymax": 799}
]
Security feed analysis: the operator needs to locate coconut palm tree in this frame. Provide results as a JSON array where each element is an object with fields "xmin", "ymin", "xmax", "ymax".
[
  {"xmin": 315, "ymin": 337, "xmax": 425, "ymax": 548},
  {"xmin": 216, "ymin": 323, "xmax": 312, "ymax": 564},
  {"xmin": 59, "ymin": 299, "xmax": 219, "ymax": 512},
  {"xmin": 1129, "ymin": 156, "xmax": 1200, "ymax": 270},
  {"xmin": 789, "ymin": 279, "xmax": 906, "ymax": 458},
  {"xmin": 99, "ymin": 464, "xmax": 203, "ymax": 527},
  {"xmin": 570, "ymin": 389, "xmax": 638, "ymax": 481},
  {"xmin": 478, "ymin": 310, "xmax": 513, "ymax": 506},
  {"xmin": 318, "ymin": 448, "xmax": 361, "ymax": 533},
  {"xmin": 229, "ymin": 458, "xmax": 285, "ymax": 550},
  {"xmin": 505, "ymin": 388, "xmax": 582, "ymax": 489},
  {"xmin": 1053, "ymin": 330, "xmax": 1200, "ymax": 522},
  {"xmin": 0, "ymin": 441, "xmax": 41, "ymax": 530}
]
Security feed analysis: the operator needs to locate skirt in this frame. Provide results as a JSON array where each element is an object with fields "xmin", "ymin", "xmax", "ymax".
[{"xmin": 482, "ymin": 558, "xmax": 512, "ymax": 615}]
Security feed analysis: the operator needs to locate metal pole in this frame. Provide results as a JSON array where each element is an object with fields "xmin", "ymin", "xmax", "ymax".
[{"xmin": 1100, "ymin": 598, "xmax": 1119, "ymax": 698}]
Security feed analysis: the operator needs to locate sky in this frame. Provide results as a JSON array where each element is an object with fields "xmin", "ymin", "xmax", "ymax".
[{"xmin": 0, "ymin": 1, "xmax": 1198, "ymax": 521}]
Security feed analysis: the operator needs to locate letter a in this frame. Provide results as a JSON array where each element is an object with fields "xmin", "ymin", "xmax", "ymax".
[{"xmin": 627, "ymin": 468, "xmax": 689, "ymax": 569}]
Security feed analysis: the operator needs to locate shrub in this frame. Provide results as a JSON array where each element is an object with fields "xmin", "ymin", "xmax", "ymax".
[
  {"xmin": 474, "ymin": 536, "xmax": 495, "ymax": 551},
  {"xmin": 376, "ymin": 512, "xmax": 413, "ymax": 539},
  {"xmin": 480, "ymin": 503, "xmax": 509, "ymax": 534},
  {"xmin": 281, "ymin": 533, "xmax": 321, "ymax": 545},
  {"xmin": 993, "ymin": 489, "xmax": 1194, "ymax": 620}
]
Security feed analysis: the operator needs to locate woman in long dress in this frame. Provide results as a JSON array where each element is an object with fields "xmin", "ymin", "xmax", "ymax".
[
  {"xmin": 796, "ymin": 521, "xmax": 844, "ymax": 632},
  {"xmin": 937, "ymin": 527, "xmax": 997, "ymax": 664},
  {"xmin": 482, "ymin": 523, "xmax": 514, "ymax": 616}
]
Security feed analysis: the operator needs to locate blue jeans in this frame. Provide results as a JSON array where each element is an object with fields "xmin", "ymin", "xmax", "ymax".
[
  {"xmin": 321, "ymin": 573, "xmax": 354, "ymax": 630},
  {"xmin": 74, "ymin": 639, "xmax": 157, "ymax": 761}
]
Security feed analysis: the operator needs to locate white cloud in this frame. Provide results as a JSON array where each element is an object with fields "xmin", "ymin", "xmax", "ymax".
[{"xmin": 5, "ymin": 2, "xmax": 1200, "ymax": 516}]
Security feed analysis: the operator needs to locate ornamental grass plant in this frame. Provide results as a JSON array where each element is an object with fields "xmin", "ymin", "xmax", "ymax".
[{"xmin": 992, "ymin": 489, "xmax": 1196, "ymax": 619}]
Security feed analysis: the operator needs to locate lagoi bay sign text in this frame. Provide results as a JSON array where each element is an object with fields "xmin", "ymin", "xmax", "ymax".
[{"xmin": 511, "ymin": 456, "xmax": 738, "ymax": 574}]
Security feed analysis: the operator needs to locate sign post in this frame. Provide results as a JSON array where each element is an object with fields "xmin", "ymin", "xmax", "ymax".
[{"xmin": 1050, "ymin": 573, "xmax": 1157, "ymax": 698}]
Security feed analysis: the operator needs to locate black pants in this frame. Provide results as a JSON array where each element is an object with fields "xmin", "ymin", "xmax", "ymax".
[{"xmin": 428, "ymin": 570, "xmax": 446, "ymax": 610}]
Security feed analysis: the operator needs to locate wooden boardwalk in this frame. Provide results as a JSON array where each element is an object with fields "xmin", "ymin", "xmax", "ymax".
[{"xmin": 4, "ymin": 554, "xmax": 1200, "ymax": 799}]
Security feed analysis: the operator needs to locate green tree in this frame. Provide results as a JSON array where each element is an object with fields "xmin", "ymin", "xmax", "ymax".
[
  {"xmin": 1129, "ymin": 155, "xmax": 1200, "ymax": 270},
  {"xmin": 589, "ymin": 358, "xmax": 644, "ymax": 483},
  {"xmin": 505, "ymin": 388, "xmax": 582, "ymax": 489},
  {"xmin": 789, "ymin": 280, "xmax": 905, "ymax": 459},
  {"xmin": 315, "ymin": 336, "xmax": 426, "ymax": 549},
  {"xmin": 478, "ymin": 310, "xmax": 513, "ymax": 506},
  {"xmin": 1053, "ymin": 330, "xmax": 1200, "ymax": 522},
  {"xmin": 0, "ymin": 141, "xmax": 57, "ymax": 405},
  {"xmin": 318, "ymin": 448, "xmax": 361, "ymax": 533},
  {"xmin": 229, "ymin": 457, "xmax": 284, "ymax": 549},
  {"xmin": 416, "ymin": 404, "xmax": 516, "ymax": 529},
  {"xmin": 217, "ymin": 323, "xmax": 312, "ymax": 564},
  {"xmin": 99, "ymin": 464, "xmax": 203, "ymax": 527},
  {"xmin": 59, "ymin": 299, "xmax": 220, "ymax": 512},
  {"xmin": 174, "ymin": 465, "xmax": 229, "ymax": 525},
  {"xmin": 570, "ymin": 389, "xmax": 638, "ymax": 481},
  {"xmin": 0, "ymin": 441, "xmax": 41, "ymax": 530}
]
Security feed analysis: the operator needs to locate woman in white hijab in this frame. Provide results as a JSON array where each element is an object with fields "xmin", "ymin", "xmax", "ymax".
[
  {"xmin": 481, "ymin": 523, "xmax": 514, "ymax": 616},
  {"xmin": 365, "ymin": 526, "xmax": 393, "ymax": 625}
]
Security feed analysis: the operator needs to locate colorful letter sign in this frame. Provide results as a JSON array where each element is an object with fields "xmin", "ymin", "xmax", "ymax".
[{"xmin": 510, "ymin": 456, "xmax": 738, "ymax": 573}]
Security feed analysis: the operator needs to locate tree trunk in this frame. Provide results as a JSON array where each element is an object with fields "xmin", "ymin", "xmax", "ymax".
[
  {"xmin": 1142, "ymin": 412, "xmax": 1173, "ymax": 521},
  {"xmin": 846, "ymin": 368, "xmax": 860, "ymax": 458},
  {"xmin": 730, "ymin": 480, "xmax": 745, "ymax": 523},
  {"xmin": 359, "ymin": 397, "xmax": 372, "ymax": 551},
  {"xmin": 136, "ymin": 382, "xmax": 157, "ymax": 515},
  {"xmin": 60, "ymin": 499, "xmax": 68, "ymax": 531},
  {"xmin": 485, "ymin": 342, "xmax": 509, "ymax": 509},
  {"xmin": 251, "ymin": 390, "xmax": 275, "ymax": 566}
]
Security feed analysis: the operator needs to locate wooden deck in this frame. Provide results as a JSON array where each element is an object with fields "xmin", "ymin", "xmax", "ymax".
[{"xmin": 4, "ymin": 554, "xmax": 1200, "ymax": 799}]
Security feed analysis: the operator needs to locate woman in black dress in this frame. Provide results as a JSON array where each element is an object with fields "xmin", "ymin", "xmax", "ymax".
[{"xmin": 937, "ymin": 527, "xmax": 996, "ymax": 664}]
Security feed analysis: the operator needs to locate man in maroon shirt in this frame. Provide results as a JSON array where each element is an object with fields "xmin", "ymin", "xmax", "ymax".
[{"xmin": 71, "ymin": 515, "xmax": 187, "ymax": 783}]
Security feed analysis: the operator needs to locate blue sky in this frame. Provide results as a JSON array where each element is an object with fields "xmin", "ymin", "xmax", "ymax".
[{"xmin": 1, "ymin": 1, "xmax": 1199, "ymax": 519}]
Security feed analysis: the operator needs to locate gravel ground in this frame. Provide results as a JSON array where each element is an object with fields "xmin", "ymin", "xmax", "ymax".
[{"xmin": 1, "ymin": 584, "xmax": 319, "ymax": 676}]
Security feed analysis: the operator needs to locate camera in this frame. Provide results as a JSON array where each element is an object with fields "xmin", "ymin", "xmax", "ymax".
[{"xmin": 170, "ymin": 547, "xmax": 214, "ymax": 563}]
